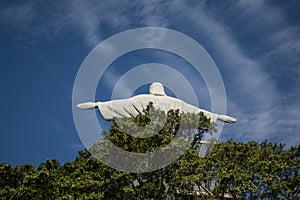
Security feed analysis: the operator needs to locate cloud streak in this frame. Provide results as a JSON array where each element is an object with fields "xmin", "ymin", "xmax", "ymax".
[
  {"xmin": 66, "ymin": 0, "xmax": 299, "ymax": 146},
  {"xmin": 2, "ymin": 0, "xmax": 298, "ymax": 146},
  {"xmin": 129, "ymin": 0, "xmax": 300, "ymax": 145}
]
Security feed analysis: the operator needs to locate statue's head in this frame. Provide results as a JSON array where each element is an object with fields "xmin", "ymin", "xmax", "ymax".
[{"xmin": 149, "ymin": 82, "xmax": 166, "ymax": 96}]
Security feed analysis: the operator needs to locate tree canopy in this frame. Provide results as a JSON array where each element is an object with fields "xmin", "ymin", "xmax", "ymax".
[{"xmin": 1, "ymin": 104, "xmax": 299, "ymax": 199}]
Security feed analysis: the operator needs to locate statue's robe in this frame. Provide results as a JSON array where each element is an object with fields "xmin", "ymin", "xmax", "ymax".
[
  {"xmin": 97, "ymin": 94, "xmax": 219, "ymax": 122},
  {"xmin": 77, "ymin": 82, "xmax": 236, "ymax": 123}
]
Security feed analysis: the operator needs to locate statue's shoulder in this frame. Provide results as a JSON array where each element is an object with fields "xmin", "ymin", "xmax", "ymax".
[{"xmin": 131, "ymin": 94, "xmax": 156, "ymax": 102}]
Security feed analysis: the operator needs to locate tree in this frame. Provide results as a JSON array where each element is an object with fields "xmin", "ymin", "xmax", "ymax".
[
  {"xmin": 88, "ymin": 102, "xmax": 215, "ymax": 199},
  {"xmin": 207, "ymin": 140, "xmax": 300, "ymax": 199},
  {"xmin": 0, "ymin": 104, "xmax": 299, "ymax": 199}
]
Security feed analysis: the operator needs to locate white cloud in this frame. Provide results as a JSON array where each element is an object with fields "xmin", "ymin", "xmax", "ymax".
[
  {"xmin": 61, "ymin": 0, "xmax": 300, "ymax": 146},
  {"xmin": 3, "ymin": 0, "xmax": 298, "ymax": 145},
  {"xmin": 0, "ymin": 1, "xmax": 36, "ymax": 29},
  {"xmin": 68, "ymin": 0, "xmax": 299, "ymax": 145},
  {"xmin": 159, "ymin": 0, "xmax": 300, "ymax": 145},
  {"xmin": 235, "ymin": 0, "xmax": 300, "ymax": 71}
]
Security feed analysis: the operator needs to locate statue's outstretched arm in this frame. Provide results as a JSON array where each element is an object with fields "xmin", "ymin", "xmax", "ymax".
[
  {"xmin": 217, "ymin": 115, "xmax": 237, "ymax": 123},
  {"xmin": 76, "ymin": 100, "xmax": 134, "ymax": 120},
  {"xmin": 201, "ymin": 110, "xmax": 237, "ymax": 123},
  {"xmin": 77, "ymin": 100, "xmax": 237, "ymax": 123},
  {"xmin": 76, "ymin": 102, "xmax": 97, "ymax": 110}
]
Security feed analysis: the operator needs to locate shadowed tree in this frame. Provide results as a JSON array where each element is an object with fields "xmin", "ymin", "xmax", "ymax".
[{"xmin": 0, "ymin": 105, "xmax": 299, "ymax": 199}]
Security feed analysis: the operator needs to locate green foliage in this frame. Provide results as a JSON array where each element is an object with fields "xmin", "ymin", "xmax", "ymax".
[
  {"xmin": 0, "ymin": 104, "xmax": 299, "ymax": 199},
  {"xmin": 208, "ymin": 140, "xmax": 300, "ymax": 199}
]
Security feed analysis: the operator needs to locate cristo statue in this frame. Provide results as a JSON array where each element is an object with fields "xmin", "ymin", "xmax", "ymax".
[{"xmin": 77, "ymin": 82, "xmax": 236, "ymax": 124}]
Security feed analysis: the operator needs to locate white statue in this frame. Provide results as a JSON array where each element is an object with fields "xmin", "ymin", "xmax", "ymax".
[{"xmin": 77, "ymin": 82, "xmax": 236, "ymax": 123}]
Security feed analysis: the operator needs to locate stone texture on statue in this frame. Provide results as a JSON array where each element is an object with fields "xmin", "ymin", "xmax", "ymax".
[{"xmin": 77, "ymin": 82, "xmax": 237, "ymax": 123}]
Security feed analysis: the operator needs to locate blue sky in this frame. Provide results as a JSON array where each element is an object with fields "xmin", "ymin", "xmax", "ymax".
[{"xmin": 0, "ymin": 0, "xmax": 299, "ymax": 166}]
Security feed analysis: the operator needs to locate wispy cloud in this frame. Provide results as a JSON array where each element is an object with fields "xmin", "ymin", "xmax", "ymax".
[
  {"xmin": 66, "ymin": 0, "xmax": 299, "ymax": 145},
  {"xmin": 227, "ymin": 0, "xmax": 300, "ymax": 145},
  {"xmin": 234, "ymin": 0, "xmax": 300, "ymax": 85},
  {"xmin": 156, "ymin": 0, "xmax": 300, "ymax": 145},
  {"xmin": 60, "ymin": 0, "xmax": 169, "ymax": 47},
  {"xmin": 2, "ymin": 0, "xmax": 298, "ymax": 146},
  {"xmin": 0, "ymin": 1, "xmax": 38, "ymax": 44},
  {"xmin": 236, "ymin": 0, "xmax": 300, "ymax": 52},
  {"xmin": 0, "ymin": 1, "xmax": 36, "ymax": 29}
]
